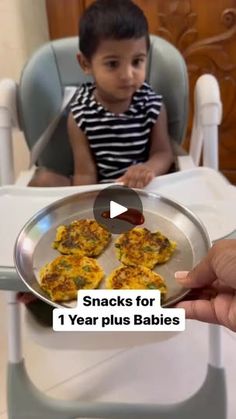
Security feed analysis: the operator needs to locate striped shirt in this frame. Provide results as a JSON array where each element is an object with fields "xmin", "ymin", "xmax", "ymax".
[{"xmin": 70, "ymin": 82, "xmax": 162, "ymax": 182}]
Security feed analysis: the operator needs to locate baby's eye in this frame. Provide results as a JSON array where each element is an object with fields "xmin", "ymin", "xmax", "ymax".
[
  {"xmin": 105, "ymin": 60, "xmax": 119, "ymax": 69},
  {"xmin": 132, "ymin": 58, "xmax": 145, "ymax": 67}
]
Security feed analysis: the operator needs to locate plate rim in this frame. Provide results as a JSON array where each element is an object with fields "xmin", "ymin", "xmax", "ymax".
[{"xmin": 14, "ymin": 188, "xmax": 212, "ymax": 308}]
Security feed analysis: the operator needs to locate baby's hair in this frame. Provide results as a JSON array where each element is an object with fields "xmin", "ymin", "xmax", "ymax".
[{"xmin": 79, "ymin": 0, "xmax": 150, "ymax": 60}]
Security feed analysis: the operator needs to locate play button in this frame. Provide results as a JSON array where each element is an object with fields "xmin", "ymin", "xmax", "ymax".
[
  {"xmin": 93, "ymin": 185, "xmax": 143, "ymax": 234},
  {"xmin": 110, "ymin": 201, "xmax": 127, "ymax": 219}
]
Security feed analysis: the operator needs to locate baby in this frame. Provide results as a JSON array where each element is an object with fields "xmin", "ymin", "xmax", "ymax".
[
  {"xmin": 29, "ymin": 0, "xmax": 173, "ymax": 189},
  {"xmin": 24, "ymin": 0, "xmax": 174, "ymax": 326}
]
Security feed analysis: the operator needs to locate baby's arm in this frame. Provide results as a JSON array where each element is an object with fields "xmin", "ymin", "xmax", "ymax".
[
  {"xmin": 144, "ymin": 103, "xmax": 174, "ymax": 175},
  {"xmin": 116, "ymin": 104, "xmax": 173, "ymax": 188},
  {"xmin": 67, "ymin": 112, "xmax": 97, "ymax": 185}
]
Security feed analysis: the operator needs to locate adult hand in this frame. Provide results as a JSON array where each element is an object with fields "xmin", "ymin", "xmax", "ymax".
[
  {"xmin": 175, "ymin": 240, "xmax": 236, "ymax": 332},
  {"xmin": 116, "ymin": 163, "xmax": 155, "ymax": 188}
]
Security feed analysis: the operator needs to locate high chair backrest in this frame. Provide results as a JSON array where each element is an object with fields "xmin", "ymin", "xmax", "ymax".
[{"xmin": 18, "ymin": 35, "xmax": 188, "ymax": 176}]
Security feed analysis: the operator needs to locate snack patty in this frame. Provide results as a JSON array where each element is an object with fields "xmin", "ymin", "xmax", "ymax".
[
  {"xmin": 106, "ymin": 265, "xmax": 167, "ymax": 297},
  {"xmin": 52, "ymin": 219, "xmax": 111, "ymax": 257},
  {"xmin": 39, "ymin": 255, "xmax": 104, "ymax": 302},
  {"xmin": 115, "ymin": 227, "xmax": 176, "ymax": 269}
]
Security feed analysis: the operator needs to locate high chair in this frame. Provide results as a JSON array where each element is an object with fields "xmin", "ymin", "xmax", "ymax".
[{"xmin": 0, "ymin": 35, "xmax": 225, "ymax": 419}]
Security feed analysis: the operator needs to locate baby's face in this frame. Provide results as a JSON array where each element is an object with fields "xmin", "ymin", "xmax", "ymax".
[{"xmin": 88, "ymin": 37, "xmax": 148, "ymax": 104}]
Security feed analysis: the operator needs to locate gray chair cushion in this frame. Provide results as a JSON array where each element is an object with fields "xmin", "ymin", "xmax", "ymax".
[{"xmin": 18, "ymin": 35, "xmax": 188, "ymax": 176}]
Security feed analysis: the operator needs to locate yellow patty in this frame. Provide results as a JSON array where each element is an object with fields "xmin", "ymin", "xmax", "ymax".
[
  {"xmin": 115, "ymin": 227, "xmax": 176, "ymax": 269},
  {"xmin": 39, "ymin": 255, "xmax": 104, "ymax": 302},
  {"xmin": 52, "ymin": 219, "xmax": 111, "ymax": 257},
  {"xmin": 106, "ymin": 265, "xmax": 167, "ymax": 297}
]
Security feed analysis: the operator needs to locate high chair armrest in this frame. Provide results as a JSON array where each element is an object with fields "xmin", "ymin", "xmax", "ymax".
[
  {"xmin": 194, "ymin": 74, "xmax": 222, "ymax": 126},
  {"xmin": 0, "ymin": 79, "xmax": 19, "ymax": 185},
  {"xmin": 0, "ymin": 79, "xmax": 19, "ymax": 128},
  {"xmin": 177, "ymin": 155, "xmax": 196, "ymax": 171},
  {"xmin": 171, "ymin": 141, "xmax": 196, "ymax": 171},
  {"xmin": 171, "ymin": 141, "xmax": 188, "ymax": 157},
  {"xmin": 15, "ymin": 167, "xmax": 36, "ymax": 186},
  {"xmin": 0, "ymin": 267, "xmax": 28, "ymax": 291},
  {"xmin": 189, "ymin": 74, "xmax": 222, "ymax": 170}
]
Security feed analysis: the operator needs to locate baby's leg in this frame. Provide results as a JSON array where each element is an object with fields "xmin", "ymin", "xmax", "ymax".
[{"xmin": 28, "ymin": 167, "xmax": 71, "ymax": 187}]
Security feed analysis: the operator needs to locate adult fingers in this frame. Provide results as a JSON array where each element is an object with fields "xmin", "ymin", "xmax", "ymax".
[
  {"xmin": 176, "ymin": 292, "xmax": 236, "ymax": 332},
  {"xmin": 175, "ymin": 299, "xmax": 219, "ymax": 325},
  {"xmin": 175, "ymin": 253, "xmax": 217, "ymax": 289},
  {"xmin": 175, "ymin": 240, "xmax": 236, "ymax": 290}
]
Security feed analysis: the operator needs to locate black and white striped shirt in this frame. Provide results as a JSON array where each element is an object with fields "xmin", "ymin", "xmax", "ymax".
[{"xmin": 70, "ymin": 82, "xmax": 162, "ymax": 182}]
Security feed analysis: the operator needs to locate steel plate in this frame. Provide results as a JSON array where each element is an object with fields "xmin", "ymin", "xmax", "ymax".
[{"xmin": 14, "ymin": 189, "xmax": 211, "ymax": 308}]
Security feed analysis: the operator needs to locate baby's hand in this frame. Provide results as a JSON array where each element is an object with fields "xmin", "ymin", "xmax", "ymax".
[{"xmin": 116, "ymin": 164, "xmax": 155, "ymax": 188}]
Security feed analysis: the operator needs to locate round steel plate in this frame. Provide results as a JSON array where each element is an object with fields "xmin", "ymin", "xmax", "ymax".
[{"xmin": 14, "ymin": 189, "xmax": 211, "ymax": 308}]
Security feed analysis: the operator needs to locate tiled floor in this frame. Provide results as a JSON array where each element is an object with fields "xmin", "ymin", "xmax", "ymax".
[{"xmin": 1, "ymin": 292, "xmax": 236, "ymax": 419}]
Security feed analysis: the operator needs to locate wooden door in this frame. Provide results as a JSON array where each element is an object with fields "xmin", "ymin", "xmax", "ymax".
[{"xmin": 46, "ymin": 0, "xmax": 236, "ymax": 183}]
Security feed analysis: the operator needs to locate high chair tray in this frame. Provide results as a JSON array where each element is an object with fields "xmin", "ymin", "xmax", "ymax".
[
  {"xmin": 146, "ymin": 167, "xmax": 236, "ymax": 242},
  {"xmin": 0, "ymin": 167, "xmax": 235, "ymax": 271},
  {"xmin": 14, "ymin": 188, "xmax": 210, "ymax": 308}
]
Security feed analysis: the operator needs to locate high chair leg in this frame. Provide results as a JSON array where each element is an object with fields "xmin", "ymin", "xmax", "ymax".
[
  {"xmin": 7, "ymin": 360, "xmax": 226, "ymax": 419},
  {"xmin": 6, "ymin": 292, "xmax": 227, "ymax": 419},
  {"xmin": 6, "ymin": 291, "xmax": 23, "ymax": 363}
]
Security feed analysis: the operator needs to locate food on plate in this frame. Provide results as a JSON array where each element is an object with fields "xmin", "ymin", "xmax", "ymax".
[
  {"xmin": 39, "ymin": 255, "xmax": 104, "ymax": 301},
  {"xmin": 52, "ymin": 219, "xmax": 111, "ymax": 257},
  {"xmin": 106, "ymin": 265, "xmax": 167, "ymax": 297},
  {"xmin": 115, "ymin": 227, "xmax": 176, "ymax": 269}
]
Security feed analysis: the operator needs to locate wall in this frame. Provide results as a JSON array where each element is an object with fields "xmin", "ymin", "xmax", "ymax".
[
  {"xmin": 46, "ymin": 0, "xmax": 236, "ymax": 184},
  {"xmin": 0, "ymin": 0, "xmax": 49, "ymax": 179}
]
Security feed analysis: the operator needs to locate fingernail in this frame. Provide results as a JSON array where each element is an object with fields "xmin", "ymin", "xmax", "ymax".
[{"xmin": 175, "ymin": 271, "xmax": 189, "ymax": 281}]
